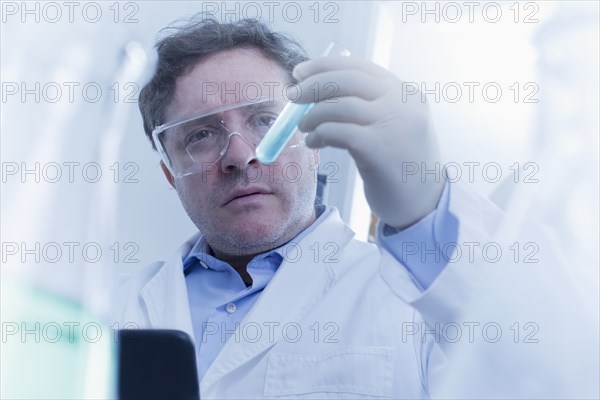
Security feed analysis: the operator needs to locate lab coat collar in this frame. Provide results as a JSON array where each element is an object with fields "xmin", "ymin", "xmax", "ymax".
[
  {"xmin": 200, "ymin": 207, "xmax": 355, "ymax": 392},
  {"xmin": 139, "ymin": 231, "xmax": 201, "ymax": 340}
]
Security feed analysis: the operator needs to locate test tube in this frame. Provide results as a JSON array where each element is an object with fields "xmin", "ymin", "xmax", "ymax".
[{"xmin": 255, "ymin": 42, "xmax": 350, "ymax": 164}]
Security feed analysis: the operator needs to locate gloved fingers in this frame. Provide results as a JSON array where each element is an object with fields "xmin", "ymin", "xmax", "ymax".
[
  {"xmin": 298, "ymin": 97, "xmax": 384, "ymax": 133},
  {"xmin": 304, "ymin": 122, "xmax": 378, "ymax": 162},
  {"xmin": 289, "ymin": 69, "xmax": 386, "ymax": 103},
  {"xmin": 293, "ymin": 55, "xmax": 396, "ymax": 82}
]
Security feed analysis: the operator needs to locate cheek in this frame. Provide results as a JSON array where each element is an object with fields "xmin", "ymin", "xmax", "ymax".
[
  {"xmin": 276, "ymin": 155, "xmax": 318, "ymax": 195},
  {"xmin": 277, "ymin": 163, "xmax": 304, "ymax": 186},
  {"xmin": 177, "ymin": 178, "xmax": 211, "ymax": 207},
  {"xmin": 276, "ymin": 149, "xmax": 317, "ymax": 178}
]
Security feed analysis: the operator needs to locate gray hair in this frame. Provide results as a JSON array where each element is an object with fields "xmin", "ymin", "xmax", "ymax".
[{"xmin": 138, "ymin": 14, "xmax": 309, "ymax": 148}]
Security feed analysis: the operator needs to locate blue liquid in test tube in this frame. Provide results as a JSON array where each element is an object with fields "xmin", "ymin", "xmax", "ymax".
[
  {"xmin": 255, "ymin": 42, "xmax": 349, "ymax": 164},
  {"xmin": 255, "ymin": 102, "xmax": 315, "ymax": 164}
]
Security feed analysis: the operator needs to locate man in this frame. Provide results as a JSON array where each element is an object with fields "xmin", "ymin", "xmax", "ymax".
[{"xmin": 116, "ymin": 16, "xmax": 503, "ymax": 398}]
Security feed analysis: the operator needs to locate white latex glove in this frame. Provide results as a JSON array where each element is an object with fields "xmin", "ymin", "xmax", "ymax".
[{"xmin": 293, "ymin": 55, "xmax": 445, "ymax": 230}]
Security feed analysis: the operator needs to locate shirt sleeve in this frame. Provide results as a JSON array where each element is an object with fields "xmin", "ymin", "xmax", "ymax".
[{"xmin": 377, "ymin": 181, "xmax": 456, "ymax": 290}]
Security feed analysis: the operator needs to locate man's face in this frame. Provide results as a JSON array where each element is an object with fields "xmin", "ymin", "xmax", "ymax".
[{"xmin": 163, "ymin": 47, "xmax": 319, "ymax": 261}]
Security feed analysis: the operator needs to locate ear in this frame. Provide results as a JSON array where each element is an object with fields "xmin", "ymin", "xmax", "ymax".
[{"xmin": 160, "ymin": 161, "xmax": 176, "ymax": 189}]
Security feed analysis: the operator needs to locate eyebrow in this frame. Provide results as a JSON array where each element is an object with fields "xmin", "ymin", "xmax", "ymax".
[
  {"xmin": 238, "ymin": 100, "xmax": 284, "ymax": 113},
  {"xmin": 206, "ymin": 100, "xmax": 285, "ymax": 121},
  {"xmin": 164, "ymin": 98, "xmax": 287, "ymax": 132},
  {"xmin": 182, "ymin": 114, "xmax": 223, "ymax": 127}
]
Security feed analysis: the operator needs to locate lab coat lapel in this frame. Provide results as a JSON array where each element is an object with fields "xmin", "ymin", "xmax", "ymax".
[
  {"xmin": 139, "ymin": 233, "xmax": 200, "ymax": 340},
  {"xmin": 201, "ymin": 209, "xmax": 355, "ymax": 392}
]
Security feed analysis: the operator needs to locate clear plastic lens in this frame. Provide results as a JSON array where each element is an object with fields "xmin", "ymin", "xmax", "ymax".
[{"xmin": 153, "ymin": 97, "xmax": 287, "ymax": 177}]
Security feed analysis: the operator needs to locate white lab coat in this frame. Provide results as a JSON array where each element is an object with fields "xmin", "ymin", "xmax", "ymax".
[{"xmin": 114, "ymin": 181, "xmax": 504, "ymax": 399}]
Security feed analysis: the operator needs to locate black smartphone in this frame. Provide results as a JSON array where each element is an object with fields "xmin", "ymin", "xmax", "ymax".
[{"xmin": 118, "ymin": 329, "xmax": 200, "ymax": 400}]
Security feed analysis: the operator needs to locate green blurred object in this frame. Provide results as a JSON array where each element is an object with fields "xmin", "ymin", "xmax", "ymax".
[{"xmin": 1, "ymin": 276, "xmax": 116, "ymax": 399}]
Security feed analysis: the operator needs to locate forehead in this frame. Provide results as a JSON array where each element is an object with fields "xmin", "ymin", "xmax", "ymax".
[{"xmin": 166, "ymin": 47, "xmax": 290, "ymax": 121}]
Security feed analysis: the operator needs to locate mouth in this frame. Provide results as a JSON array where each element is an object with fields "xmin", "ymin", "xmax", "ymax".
[{"xmin": 223, "ymin": 188, "xmax": 272, "ymax": 206}]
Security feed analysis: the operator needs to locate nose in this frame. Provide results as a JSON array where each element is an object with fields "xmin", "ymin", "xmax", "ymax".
[{"xmin": 219, "ymin": 131, "xmax": 259, "ymax": 173}]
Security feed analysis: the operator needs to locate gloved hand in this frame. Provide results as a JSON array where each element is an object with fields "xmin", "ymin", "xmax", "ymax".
[{"xmin": 293, "ymin": 55, "xmax": 445, "ymax": 230}]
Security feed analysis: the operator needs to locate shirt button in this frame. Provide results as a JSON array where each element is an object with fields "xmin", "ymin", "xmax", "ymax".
[{"xmin": 225, "ymin": 303, "xmax": 236, "ymax": 314}]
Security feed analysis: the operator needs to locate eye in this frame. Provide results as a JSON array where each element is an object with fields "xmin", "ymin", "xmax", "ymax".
[
  {"xmin": 249, "ymin": 113, "xmax": 278, "ymax": 133},
  {"xmin": 185, "ymin": 127, "xmax": 219, "ymax": 146},
  {"xmin": 258, "ymin": 114, "xmax": 277, "ymax": 127}
]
